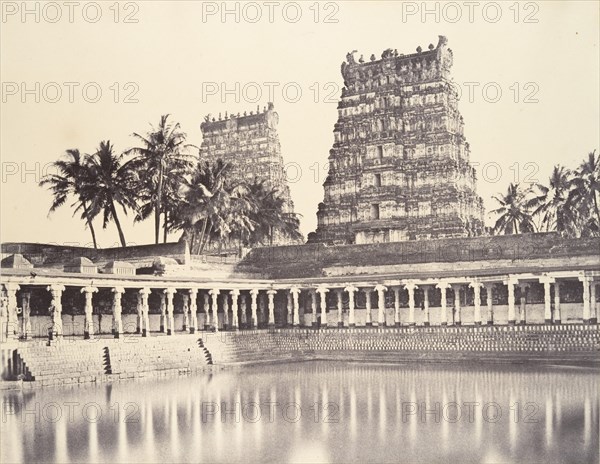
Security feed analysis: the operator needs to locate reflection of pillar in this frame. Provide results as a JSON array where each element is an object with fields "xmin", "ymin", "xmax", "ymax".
[
  {"xmin": 316, "ymin": 286, "xmax": 328, "ymax": 328},
  {"xmin": 5, "ymin": 284, "xmax": 20, "ymax": 340},
  {"xmin": 469, "ymin": 281, "xmax": 482, "ymax": 325},
  {"xmin": 436, "ymin": 282, "xmax": 449, "ymax": 326},
  {"xmin": 345, "ymin": 286, "xmax": 358, "ymax": 327},
  {"xmin": 267, "ymin": 289, "xmax": 277, "ymax": 327},
  {"xmin": 139, "ymin": 288, "xmax": 151, "ymax": 337},
  {"xmin": 404, "ymin": 283, "xmax": 416, "ymax": 326},
  {"xmin": 336, "ymin": 289, "xmax": 343, "ymax": 327},
  {"xmin": 81, "ymin": 286, "xmax": 98, "ymax": 339},
  {"xmin": 579, "ymin": 275, "xmax": 591, "ymax": 324},
  {"xmin": 250, "ymin": 289, "xmax": 259, "ymax": 329},
  {"xmin": 189, "ymin": 289, "xmax": 198, "ymax": 334},
  {"xmin": 553, "ymin": 282, "xmax": 561, "ymax": 324},
  {"xmin": 21, "ymin": 291, "xmax": 32, "ymax": 339},
  {"xmin": 540, "ymin": 276, "xmax": 554, "ymax": 324},
  {"xmin": 221, "ymin": 293, "xmax": 229, "ymax": 330},
  {"xmin": 518, "ymin": 284, "xmax": 528, "ymax": 325},
  {"xmin": 422, "ymin": 286, "xmax": 430, "ymax": 326},
  {"xmin": 182, "ymin": 293, "xmax": 190, "ymax": 332},
  {"xmin": 209, "ymin": 289, "xmax": 220, "ymax": 331},
  {"xmin": 451, "ymin": 285, "xmax": 461, "ymax": 326},
  {"xmin": 375, "ymin": 284, "xmax": 387, "ymax": 327},
  {"xmin": 393, "ymin": 287, "xmax": 400, "ymax": 327},
  {"xmin": 165, "ymin": 288, "xmax": 176, "ymax": 335},
  {"xmin": 290, "ymin": 287, "xmax": 300, "ymax": 327},
  {"xmin": 230, "ymin": 289, "xmax": 240, "ymax": 330},
  {"xmin": 112, "ymin": 287, "xmax": 125, "ymax": 338},
  {"xmin": 203, "ymin": 293, "xmax": 210, "ymax": 330},
  {"xmin": 365, "ymin": 289, "xmax": 372, "ymax": 327},
  {"xmin": 159, "ymin": 292, "xmax": 166, "ymax": 333},
  {"xmin": 485, "ymin": 284, "xmax": 494, "ymax": 325}
]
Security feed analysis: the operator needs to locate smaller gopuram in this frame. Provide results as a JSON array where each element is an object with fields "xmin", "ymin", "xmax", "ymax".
[{"xmin": 199, "ymin": 102, "xmax": 295, "ymax": 217}]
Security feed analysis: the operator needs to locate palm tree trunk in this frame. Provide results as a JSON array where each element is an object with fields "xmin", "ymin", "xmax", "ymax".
[
  {"xmin": 198, "ymin": 221, "xmax": 211, "ymax": 254},
  {"xmin": 111, "ymin": 202, "xmax": 127, "ymax": 247},
  {"xmin": 163, "ymin": 210, "xmax": 168, "ymax": 243},
  {"xmin": 82, "ymin": 201, "xmax": 98, "ymax": 249},
  {"xmin": 154, "ymin": 170, "xmax": 163, "ymax": 244}
]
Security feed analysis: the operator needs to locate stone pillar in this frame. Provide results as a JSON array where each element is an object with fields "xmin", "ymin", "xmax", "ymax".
[
  {"xmin": 404, "ymin": 283, "xmax": 417, "ymax": 326},
  {"xmin": 165, "ymin": 288, "xmax": 176, "ymax": 335},
  {"xmin": 287, "ymin": 291, "xmax": 293, "ymax": 326},
  {"xmin": 540, "ymin": 276, "xmax": 554, "ymax": 324},
  {"xmin": 209, "ymin": 289, "xmax": 220, "ymax": 331},
  {"xmin": 4, "ymin": 284, "xmax": 20, "ymax": 340},
  {"xmin": 222, "ymin": 293, "xmax": 230, "ymax": 330},
  {"xmin": 451, "ymin": 285, "xmax": 462, "ymax": 326},
  {"xmin": 81, "ymin": 286, "xmax": 98, "ymax": 339},
  {"xmin": 139, "ymin": 288, "xmax": 151, "ymax": 337},
  {"xmin": 182, "ymin": 293, "xmax": 190, "ymax": 332},
  {"xmin": 484, "ymin": 284, "xmax": 494, "ymax": 325},
  {"xmin": 136, "ymin": 292, "xmax": 143, "ymax": 334},
  {"xmin": 345, "ymin": 285, "xmax": 358, "ymax": 327},
  {"xmin": 112, "ymin": 287, "xmax": 125, "ymax": 338},
  {"xmin": 365, "ymin": 289, "xmax": 372, "ymax": 327},
  {"xmin": 316, "ymin": 286, "xmax": 328, "ymax": 328},
  {"xmin": 518, "ymin": 284, "xmax": 529, "ymax": 325},
  {"xmin": 504, "ymin": 278, "xmax": 518, "ymax": 325},
  {"xmin": 591, "ymin": 283, "xmax": 598, "ymax": 324},
  {"xmin": 553, "ymin": 281, "xmax": 561, "ymax": 324},
  {"xmin": 436, "ymin": 282, "xmax": 450, "ymax": 326},
  {"xmin": 230, "ymin": 289, "xmax": 240, "ymax": 330},
  {"xmin": 290, "ymin": 287, "xmax": 301, "ymax": 327},
  {"xmin": 393, "ymin": 287, "xmax": 401, "ymax": 327},
  {"xmin": 336, "ymin": 289, "xmax": 343, "ymax": 327},
  {"xmin": 159, "ymin": 292, "xmax": 167, "ymax": 333},
  {"xmin": 579, "ymin": 275, "xmax": 592, "ymax": 324},
  {"xmin": 469, "ymin": 281, "xmax": 483, "ymax": 325},
  {"xmin": 267, "ymin": 289, "xmax": 277, "ymax": 327},
  {"xmin": 189, "ymin": 289, "xmax": 198, "ymax": 334},
  {"xmin": 250, "ymin": 289, "xmax": 259, "ymax": 329},
  {"xmin": 240, "ymin": 294, "xmax": 248, "ymax": 328},
  {"xmin": 310, "ymin": 290, "xmax": 318, "ymax": 328},
  {"xmin": 203, "ymin": 293, "xmax": 210, "ymax": 330},
  {"xmin": 422, "ymin": 286, "xmax": 430, "ymax": 326},
  {"xmin": 375, "ymin": 284, "xmax": 387, "ymax": 327},
  {"xmin": 21, "ymin": 291, "xmax": 31, "ymax": 339}
]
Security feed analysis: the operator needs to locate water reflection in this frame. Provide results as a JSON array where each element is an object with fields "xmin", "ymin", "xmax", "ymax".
[{"xmin": 2, "ymin": 362, "xmax": 598, "ymax": 463}]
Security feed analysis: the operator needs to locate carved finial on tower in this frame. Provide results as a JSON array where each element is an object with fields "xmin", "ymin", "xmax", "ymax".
[
  {"xmin": 244, "ymin": 111, "xmax": 247, "ymax": 116},
  {"xmin": 428, "ymin": 43, "xmax": 434, "ymax": 50},
  {"xmin": 204, "ymin": 114, "xmax": 211, "ymax": 122},
  {"xmin": 359, "ymin": 54, "xmax": 364, "ymax": 63},
  {"xmin": 256, "ymin": 104, "xmax": 260, "ymax": 113},
  {"xmin": 370, "ymin": 54, "xmax": 376, "ymax": 61},
  {"xmin": 267, "ymin": 102, "xmax": 274, "ymax": 110},
  {"xmin": 346, "ymin": 50, "xmax": 357, "ymax": 64},
  {"xmin": 394, "ymin": 49, "xmax": 398, "ymax": 56},
  {"xmin": 237, "ymin": 112, "xmax": 240, "ymax": 117},
  {"xmin": 417, "ymin": 46, "xmax": 422, "ymax": 53},
  {"xmin": 263, "ymin": 105, "xmax": 267, "ymax": 112},
  {"xmin": 212, "ymin": 117, "xmax": 215, "ymax": 122},
  {"xmin": 225, "ymin": 111, "xmax": 228, "ymax": 119},
  {"xmin": 218, "ymin": 112, "xmax": 222, "ymax": 120}
]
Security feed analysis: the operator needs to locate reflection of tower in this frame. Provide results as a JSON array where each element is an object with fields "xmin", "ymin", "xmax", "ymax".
[
  {"xmin": 200, "ymin": 102, "xmax": 298, "ymax": 244},
  {"xmin": 309, "ymin": 36, "xmax": 485, "ymax": 245}
]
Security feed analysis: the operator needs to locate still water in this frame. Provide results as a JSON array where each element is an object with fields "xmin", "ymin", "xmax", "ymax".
[{"xmin": 1, "ymin": 361, "xmax": 598, "ymax": 463}]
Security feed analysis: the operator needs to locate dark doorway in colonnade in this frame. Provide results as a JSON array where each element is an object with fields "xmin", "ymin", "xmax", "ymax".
[{"xmin": 14, "ymin": 284, "xmax": 52, "ymax": 339}]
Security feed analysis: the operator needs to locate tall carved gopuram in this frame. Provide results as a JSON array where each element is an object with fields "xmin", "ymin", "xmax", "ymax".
[
  {"xmin": 199, "ymin": 102, "xmax": 296, "ymax": 221},
  {"xmin": 308, "ymin": 36, "xmax": 484, "ymax": 245}
]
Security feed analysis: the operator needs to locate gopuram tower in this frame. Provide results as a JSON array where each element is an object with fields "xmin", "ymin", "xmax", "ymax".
[
  {"xmin": 200, "ymin": 103, "xmax": 297, "ymax": 242},
  {"xmin": 308, "ymin": 36, "xmax": 484, "ymax": 245}
]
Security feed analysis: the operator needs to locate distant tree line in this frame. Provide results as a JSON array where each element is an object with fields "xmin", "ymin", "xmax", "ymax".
[
  {"xmin": 40, "ymin": 115, "xmax": 303, "ymax": 251},
  {"xmin": 490, "ymin": 150, "xmax": 599, "ymax": 237}
]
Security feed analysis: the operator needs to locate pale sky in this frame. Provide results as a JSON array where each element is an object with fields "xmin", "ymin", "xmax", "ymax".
[{"xmin": 1, "ymin": 1, "xmax": 598, "ymax": 248}]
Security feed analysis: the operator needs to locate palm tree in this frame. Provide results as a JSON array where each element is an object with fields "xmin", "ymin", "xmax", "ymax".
[
  {"xmin": 86, "ymin": 141, "xmax": 139, "ymax": 247},
  {"xmin": 490, "ymin": 183, "xmax": 536, "ymax": 235},
  {"xmin": 39, "ymin": 149, "xmax": 98, "ymax": 248},
  {"xmin": 126, "ymin": 115, "xmax": 195, "ymax": 244},
  {"xmin": 528, "ymin": 165, "xmax": 577, "ymax": 234},
  {"xmin": 244, "ymin": 179, "xmax": 303, "ymax": 246},
  {"xmin": 570, "ymin": 150, "xmax": 600, "ymax": 236}
]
